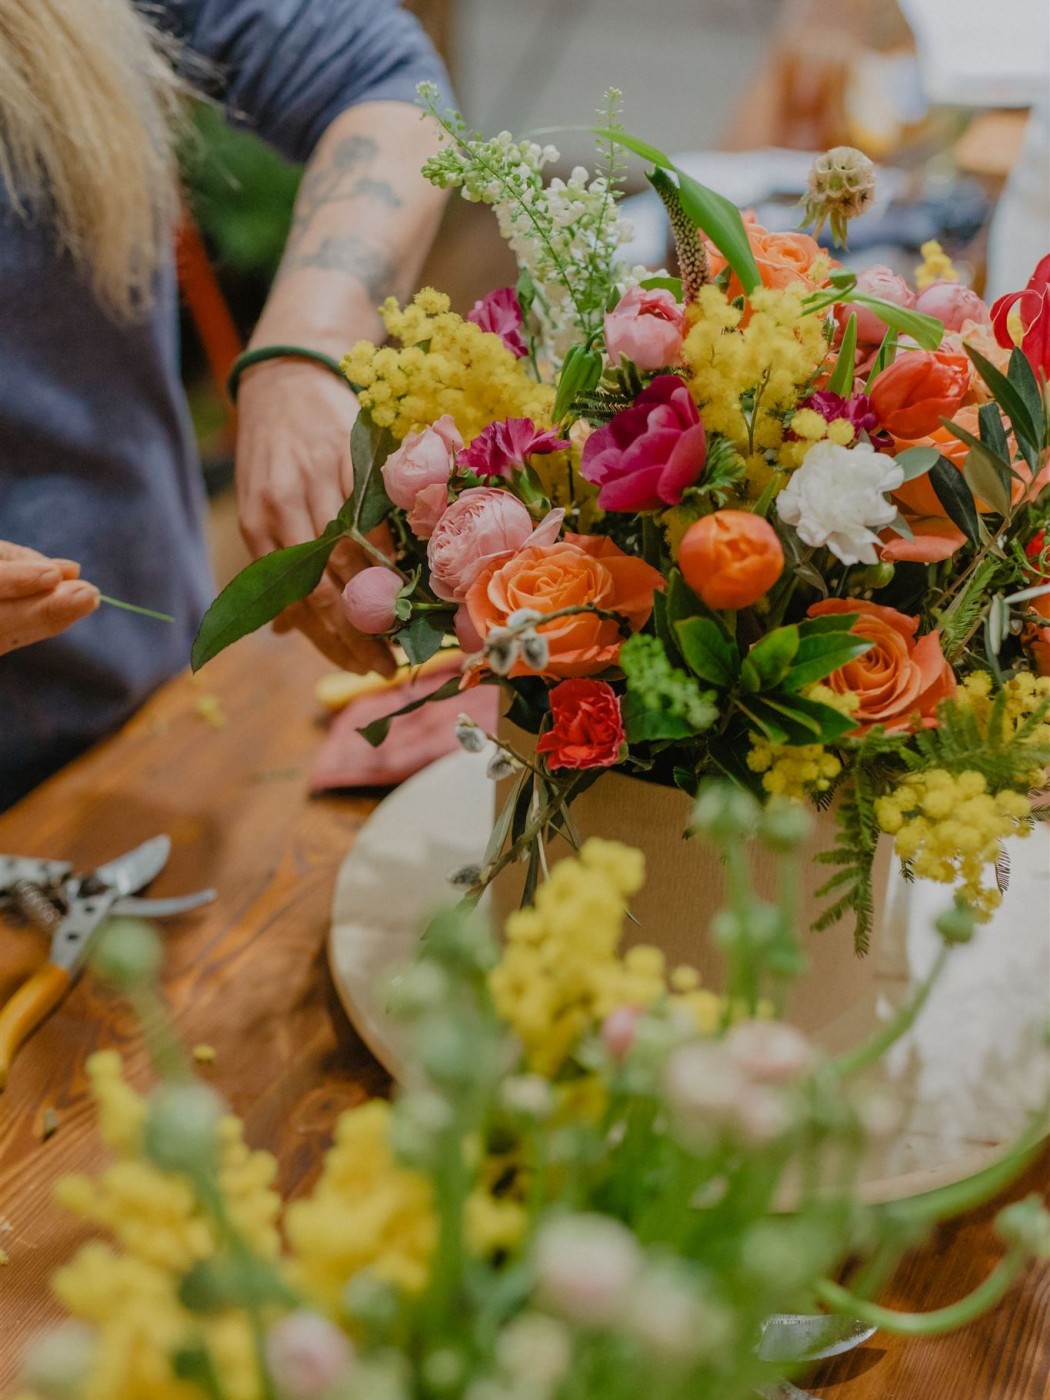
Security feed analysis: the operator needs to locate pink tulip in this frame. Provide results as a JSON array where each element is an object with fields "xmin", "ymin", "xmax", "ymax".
[
  {"xmin": 604, "ymin": 286, "xmax": 686, "ymax": 370},
  {"xmin": 915, "ymin": 280, "xmax": 991, "ymax": 332},
  {"xmin": 381, "ymin": 415, "xmax": 462, "ymax": 512},
  {"xmin": 836, "ymin": 266, "xmax": 915, "ymax": 346},
  {"xmin": 341, "ymin": 567, "xmax": 402, "ymax": 634},
  {"xmin": 581, "ymin": 375, "xmax": 707, "ymax": 512}
]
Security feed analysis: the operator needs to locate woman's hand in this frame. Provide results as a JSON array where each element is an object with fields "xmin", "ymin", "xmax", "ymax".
[
  {"xmin": 234, "ymin": 359, "xmax": 396, "ymax": 676},
  {"xmin": 0, "ymin": 542, "xmax": 99, "ymax": 655}
]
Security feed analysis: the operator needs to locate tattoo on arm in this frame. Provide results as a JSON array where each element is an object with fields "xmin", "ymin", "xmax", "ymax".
[
  {"xmin": 277, "ymin": 132, "xmax": 404, "ymax": 290},
  {"xmin": 280, "ymin": 235, "xmax": 399, "ymax": 301}
]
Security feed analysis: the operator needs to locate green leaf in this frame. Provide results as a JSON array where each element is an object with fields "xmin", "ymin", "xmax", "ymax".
[
  {"xmin": 769, "ymin": 691, "xmax": 858, "ymax": 742},
  {"xmin": 191, "ymin": 523, "xmax": 341, "ymax": 670},
  {"xmin": 929, "ymin": 456, "xmax": 981, "ymax": 541},
  {"xmin": 894, "ymin": 445, "xmax": 940, "ymax": 482},
  {"xmin": 358, "ymin": 675, "xmax": 462, "ymax": 747},
  {"xmin": 340, "ymin": 413, "xmax": 396, "ymax": 535},
  {"xmin": 978, "ymin": 400, "xmax": 1010, "ymax": 463},
  {"xmin": 621, "ymin": 692, "xmax": 698, "ymax": 743},
  {"xmin": 827, "ymin": 314, "xmax": 857, "ymax": 396},
  {"xmin": 593, "ymin": 128, "xmax": 761, "ymax": 295},
  {"xmin": 675, "ymin": 617, "xmax": 740, "ymax": 688},
  {"xmin": 782, "ymin": 630, "xmax": 872, "ymax": 691},
  {"xmin": 964, "ymin": 344, "xmax": 1041, "ymax": 457},
  {"xmin": 848, "ymin": 294, "xmax": 943, "ymax": 349},
  {"xmin": 962, "ymin": 447, "xmax": 1013, "ymax": 518},
  {"xmin": 396, "ymin": 612, "xmax": 451, "ymax": 664},
  {"xmin": 866, "ymin": 328, "xmax": 898, "ymax": 386},
  {"xmin": 1008, "ymin": 348, "xmax": 1047, "ymax": 447},
  {"xmin": 554, "ymin": 344, "xmax": 602, "ymax": 421},
  {"xmin": 741, "ymin": 626, "xmax": 800, "ymax": 692},
  {"xmin": 797, "ymin": 612, "xmax": 859, "ymax": 637},
  {"xmin": 639, "ymin": 275, "xmax": 684, "ymax": 298},
  {"xmin": 741, "ymin": 693, "xmax": 855, "ymax": 746}
]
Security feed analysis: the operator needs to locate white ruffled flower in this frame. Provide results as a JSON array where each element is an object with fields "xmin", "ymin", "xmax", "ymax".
[{"xmin": 777, "ymin": 440, "xmax": 904, "ymax": 565}]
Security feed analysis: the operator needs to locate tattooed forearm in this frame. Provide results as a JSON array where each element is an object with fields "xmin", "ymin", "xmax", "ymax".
[
  {"xmin": 278, "ymin": 133, "xmax": 405, "ymax": 290},
  {"xmin": 280, "ymin": 234, "xmax": 399, "ymax": 301}
]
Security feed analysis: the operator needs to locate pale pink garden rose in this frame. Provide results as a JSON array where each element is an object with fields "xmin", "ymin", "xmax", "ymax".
[
  {"xmin": 454, "ymin": 604, "xmax": 485, "ymax": 653},
  {"xmin": 380, "ymin": 415, "xmax": 463, "ymax": 511},
  {"xmin": 604, "ymin": 286, "xmax": 686, "ymax": 370},
  {"xmin": 341, "ymin": 567, "xmax": 402, "ymax": 634},
  {"xmin": 836, "ymin": 265, "xmax": 915, "ymax": 346},
  {"xmin": 428, "ymin": 488, "xmax": 564, "ymax": 602},
  {"xmin": 914, "ymin": 280, "xmax": 991, "ymax": 333},
  {"xmin": 265, "ymin": 1312, "xmax": 355, "ymax": 1400},
  {"xmin": 406, "ymin": 482, "xmax": 448, "ymax": 539}
]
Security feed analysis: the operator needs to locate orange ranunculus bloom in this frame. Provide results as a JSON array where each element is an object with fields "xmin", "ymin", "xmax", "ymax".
[
  {"xmin": 867, "ymin": 348, "xmax": 970, "ymax": 440},
  {"xmin": 808, "ymin": 598, "xmax": 955, "ymax": 734},
  {"xmin": 678, "ymin": 510, "xmax": 784, "ymax": 611},
  {"xmin": 705, "ymin": 221, "xmax": 833, "ymax": 301},
  {"xmin": 465, "ymin": 533, "xmax": 664, "ymax": 678},
  {"xmin": 881, "ymin": 407, "xmax": 1049, "ymax": 564}
]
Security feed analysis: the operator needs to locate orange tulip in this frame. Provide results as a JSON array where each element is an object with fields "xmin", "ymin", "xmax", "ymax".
[
  {"xmin": 867, "ymin": 349, "xmax": 970, "ymax": 440},
  {"xmin": 679, "ymin": 511, "xmax": 784, "ymax": 611}
]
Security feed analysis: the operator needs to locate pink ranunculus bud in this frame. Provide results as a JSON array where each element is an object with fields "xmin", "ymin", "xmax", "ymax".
[
  {"xmin": 380, "ymin": 415, "xmax": 463, "ymax": 512},
  {"xmin": 601, "ymin": 1006, "xmax": 641, "ymax": 1061},
  {"xmin": 581, "ymin": 374, "xmax": 707, "ymax": 512},
  {"xmin": 604, "ymin": 285, "xmax": 686, "ymax": 371},
  {"xmin": 533, "ymin": 1215, "xmax": 643, "ymax": 1328},
  {"xmin": 265, "ymin": 1311, "xmax": 355, "ymax": 1400},
  {"xmin": 914, "ymin": 280, "xmax": 991, "ymax": 333},
  {"xmin": 341, "ymin": 567, "xmax": 402, "ymax": 634},
  {"xmin": 406, "ymin": 480, "xmax": 449, "ymax": 539},
  {"xmin": 428, "ymin": 488, "xmax": 564, "ymax": 603},
  {"xmin": 836, "ymin": 265, "xmax": 916, "ymax": 346},
  {"xmin": 466, "ymin": 286, "xmax": 529, "ymax": 358},
  {"xmin": 458, "ymin": 418, "xmax": 570, "ymax": 481}
]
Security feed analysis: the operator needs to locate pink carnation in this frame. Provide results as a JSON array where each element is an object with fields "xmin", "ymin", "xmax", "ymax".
[
  {"xmin": 604, "ymin": 286, "xmax": 686, "ymax": 370},
  {"xmin": 381, "ymin": 415, "xmax": 462, "ymax": 512},
  {"xmin": 466, "ymin": 286, "xmax": 528, "ymax": 358},
  {"xmin": 458, "ymin": 418, "xmax": 570, "ymax": 481},
  {"xmin": 428, "ymin": 488, "xmax": 564, "ymax": 603},
  {"xmin": 580, "ymin": 375, "xmax": 707, "ymax": 513}
]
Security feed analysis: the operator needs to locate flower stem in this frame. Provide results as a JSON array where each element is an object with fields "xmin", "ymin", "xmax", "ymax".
[{"xmin": 98, "ymin": 595, "xmax": 174, "ymax": 622}]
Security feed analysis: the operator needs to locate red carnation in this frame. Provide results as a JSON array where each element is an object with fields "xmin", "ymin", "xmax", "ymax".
[{"xmin": 536, "ymin": 679, "xmax": 626, "ymax": 771}]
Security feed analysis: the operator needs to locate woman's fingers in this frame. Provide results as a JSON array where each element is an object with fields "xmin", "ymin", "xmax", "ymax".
[
  {"xmin": 0, "ymin": 580, "xmax": 100, "ymax": 655},
  {"xmin": 0, "ymin": 542, "xmax": 81, "ymax": 597}
]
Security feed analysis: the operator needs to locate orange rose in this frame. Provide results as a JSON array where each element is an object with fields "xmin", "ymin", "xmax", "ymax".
[
  {"xmin": 678, "ymin": 510, "xmax": 784, "ymax": 610},
  {"xmin": 465, "ymin": 533, "xmax": 663, "ymax": 678},
  {"xmin": 705, "ymin": 221, "xmax": 832, "ymax": 301},
  {"xmin": 868, "ymin": 348, "xmax": 970, "ymax": 440},
  {"xmin": 808, "ymin": 598, "xmax": 955, "ymax": 733}
]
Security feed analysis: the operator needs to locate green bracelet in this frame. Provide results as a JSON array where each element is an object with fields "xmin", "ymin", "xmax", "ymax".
[{"xmin": 226, "ymin": 344, "xmax": 350, "ymax": 403}]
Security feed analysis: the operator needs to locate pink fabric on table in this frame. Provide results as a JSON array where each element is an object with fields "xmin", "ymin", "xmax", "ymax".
[{"xmin": 310, "ymin": 659, "xmax": 500, "ymax": 792}]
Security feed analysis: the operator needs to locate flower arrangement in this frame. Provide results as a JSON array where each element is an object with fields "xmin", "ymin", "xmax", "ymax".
[
  {"xmin": 16, "ymin": 790, "xmax": 1050, "ymax": 1400},
  {"xmin": 193, "ymin": 91, "xmax": 1050, "ymax": 945}
]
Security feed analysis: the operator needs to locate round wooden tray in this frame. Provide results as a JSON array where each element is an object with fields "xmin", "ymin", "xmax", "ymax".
[{"xmin": 329, "ymin": 751, "xmax": 1049, "ymax": 1202}]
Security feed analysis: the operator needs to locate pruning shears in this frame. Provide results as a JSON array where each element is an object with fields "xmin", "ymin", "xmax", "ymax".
[{"xmin": 0, "ymin": 836, "xmax": 214, "ymax": 1088}]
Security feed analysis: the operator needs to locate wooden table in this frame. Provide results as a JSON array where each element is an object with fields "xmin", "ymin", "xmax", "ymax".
[{"xmin": 1, "ymin": 630, "xmax": 1046, "ymax": 1398}]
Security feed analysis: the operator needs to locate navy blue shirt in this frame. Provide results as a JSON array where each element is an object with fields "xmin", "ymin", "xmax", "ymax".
[{"xmin": 0, "ymin": 0, "xmax": 448, "ymax": 808}]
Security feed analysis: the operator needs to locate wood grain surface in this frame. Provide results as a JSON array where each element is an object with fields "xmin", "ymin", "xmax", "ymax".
[{"xmin": 0, "ymin": 629, "xmax": 1046, "ymax": 1397}]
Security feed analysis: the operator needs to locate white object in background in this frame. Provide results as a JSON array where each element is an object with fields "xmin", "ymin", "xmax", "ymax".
[
  {"xmin": 986, "ymin": 102, "xmax": 1050, "ymax": 302},
  {"xmin": 900, "ymin": 0, "xmax": 1050, "ymax": 108}
]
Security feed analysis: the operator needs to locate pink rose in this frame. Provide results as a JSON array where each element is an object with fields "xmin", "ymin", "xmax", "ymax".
[
  {"xmin": 604, "ymin": 286, "xmax": 686, "ymax": 370},
  {"xmin": 428, "ymin": 488, "xmax": 564, "ymax": 602},
  {"xmin": 266, "ymin": 1312, "xmax": 355, "ymax": 1400},
  {"xmin": 454, "ymin": 604, "xmax": 484, "ymax": 653},
  {"xmin": 341, "ymin": 567, "xmax": 402, "ymax": 634},
  {"xmin": 406, "ymin": 482, "xmax": 448, "ymax": 539},
  {"xmin": 915, "ymin": 280, "xmax": 991, "ymax": 332},
  {"xmin": 458, "ymin": 418, "xmax": 570, "ymax": 480},
  {"xmin": 580, "ymin": 375, "xmax": 707, "ymax": 512},
  {"xmin": 466, "ymin": 286, "xmax": 528, "ymax": 358},
  {"xmin": 837, "ymin": 266, "xmax": 916, "ymax": 346},
  {"xmin": 381, "ymin": 415, "xmax": 462, "ymax": 512}
]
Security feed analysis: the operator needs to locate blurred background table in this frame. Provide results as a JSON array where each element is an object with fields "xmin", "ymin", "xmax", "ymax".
[{"xmin": 1, "ymin": 629, "xmax": 1046, "ymax": 1397}]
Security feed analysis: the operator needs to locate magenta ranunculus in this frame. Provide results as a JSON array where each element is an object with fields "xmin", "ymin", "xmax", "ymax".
[
  {"xmin": 380, "ymin": 415, "xmax": 462, "ymax": 512},
  {"xmin": 428, "ymin": 488, "xmax": 564, "ymax": 602},
  {"xmin": 458, "ymin": 418, "xmax": 570, "ymax": 480},
  {"xmin": 604, "ymin": 285, "xmax": 686, "ymax": 370},
  {"xmin": 914, "ymin": 280, "xmax": 991, "ymax": 333},
  {"xmin": 341, "ymin": 567, "xmax": 402, "ymax": 634},
  {"xmin": 466, "ymin": 287, "xmax": 528, "ymax": 358},
  {"xmin": 580, "ymin": 375, "xmax": 707, "ymax": 513},
  {"xmin": 836, "ymin": 266, "xmax": 915, "ymax": 346}
]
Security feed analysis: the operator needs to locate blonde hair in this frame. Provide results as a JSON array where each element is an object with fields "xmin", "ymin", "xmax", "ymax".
[{"xmin": 0, "ymin": 0, "xmax": 183, "ymax": 318}]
